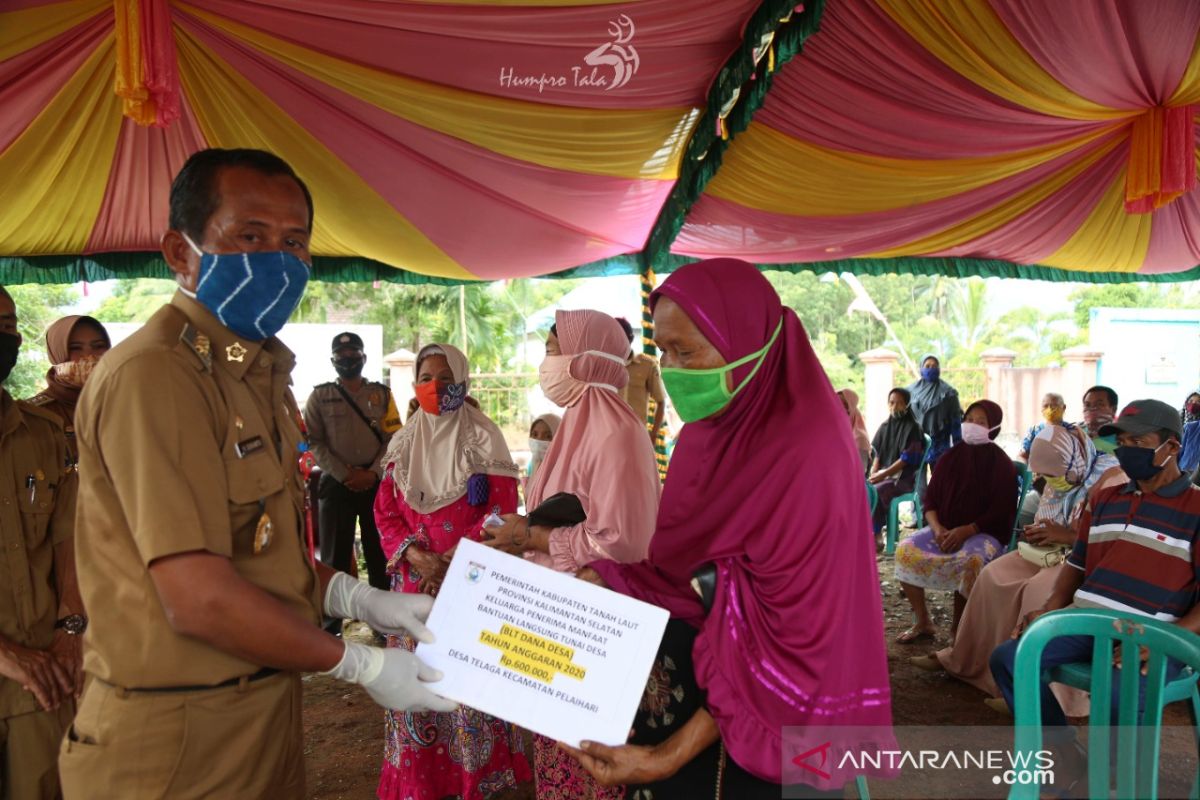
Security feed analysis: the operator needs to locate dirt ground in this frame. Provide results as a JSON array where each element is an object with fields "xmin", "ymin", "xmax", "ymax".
[{"xmin": 303, "ymin": 552, "xmax": 1196, "ymax": 800}]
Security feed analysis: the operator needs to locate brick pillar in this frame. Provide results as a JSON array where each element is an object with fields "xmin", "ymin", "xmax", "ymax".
[
  {"xmin": 860, "ymin": 348, "xmax": 901, "ymax": 436},
  {"xmin": 1062, "ymin": 345, "xmax": 1104, "ymax": 413}
]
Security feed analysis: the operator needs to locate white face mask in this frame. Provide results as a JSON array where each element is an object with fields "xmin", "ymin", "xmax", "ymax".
[
  {"xmin": 528, "ymin": 438, "xmax": 550, "ymax": 459},
  {"xmin": 961, "ymin": 421, "xmax": 999, "ymax": 445},
  {"xmin": 538, "ymin": 350, "xmax": 626, "ymax": 407}
]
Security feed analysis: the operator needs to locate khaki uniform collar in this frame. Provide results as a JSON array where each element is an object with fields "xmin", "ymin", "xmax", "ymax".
[{"xmin": 169, "ymin": 291, "xmax": 295, "ymax": 379}]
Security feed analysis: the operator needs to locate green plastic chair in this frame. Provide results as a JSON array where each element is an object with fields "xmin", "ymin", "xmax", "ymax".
[
  {"xmin": 855, "ymin": 775, "xmax": 870, "ymax": 798},
  {"xmin": 885, "ymin": 434, "xmax": 932, "ymax": 555},
  {"xmin": 1007, "ymin": 461, "xmax": 1034, "ymax": 551},
  {"xmin": 866, "ymin": 481, "xmax": 878, "ymax": 515},
  {"xmin": 1008, "ymin": 608, "xmax": 1200, "ymax": 800}
]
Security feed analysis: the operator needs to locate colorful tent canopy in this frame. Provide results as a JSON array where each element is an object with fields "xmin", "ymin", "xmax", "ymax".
[
  {"xmin": 3, "ymin": 0, "xmax": 1200, "ymax": 284},
  {"xmin": 672, "ymin": 0, "xmax": 1200, "ymax": 282}
]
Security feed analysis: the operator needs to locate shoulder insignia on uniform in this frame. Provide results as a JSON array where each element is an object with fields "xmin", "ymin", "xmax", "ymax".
[
  {"xmin": 313, "ymin": 381, "xmax": 335, "ymax": 389},
  {"xmin": 16, "ymin": 399, "xmax": 65, "ymax": 429},
  {"xmin": 26, "ymin": 392, "xmax": 54, "ymax": 407},
  {"xmin": 179, "ymin": 324, "xmax": 213, "ymax": 372}
]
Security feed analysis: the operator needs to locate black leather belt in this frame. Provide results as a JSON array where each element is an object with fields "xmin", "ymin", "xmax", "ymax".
[{"xmin": 123, "ymin": 667, "xmax": 280, "ymax": 694}]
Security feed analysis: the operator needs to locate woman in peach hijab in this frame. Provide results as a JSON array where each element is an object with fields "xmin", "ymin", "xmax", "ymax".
[{"xmin": 28, "ymin": 315, "xmax": 110, "ymax": 462}]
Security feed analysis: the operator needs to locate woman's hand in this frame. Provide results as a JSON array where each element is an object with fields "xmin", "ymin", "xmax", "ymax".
[
  {"xmin": 1024, "ymin": 521, "xmax": 1074, "ymax": 546},
  {"xmin": 575, "ymin": 567, "xmax": 609, "ymax": 588},
  {"xmin": 480, "ymin": 513, "xmax": 530, "ymax": 555},
  {"xmin": 405, "ymin": 546, "xmax": 448, "ymax": 594},
  {"xmin": 936, "ymin": 525, "xmax": 972, "ymax": 553},
  {"xmin": 559, "ymin": 740, "xmax": 677, "ymax": 787}
]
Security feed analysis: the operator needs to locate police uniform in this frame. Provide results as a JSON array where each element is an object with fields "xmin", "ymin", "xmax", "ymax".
[
  {"xmin": 0, "ymin": 390, "xmax": 77, "ymax": 800},
  {"xmin": 303, "ymin": 340, "xmax": 398, "ymax": 593},
  {"xmin": 59, "ymin": 292, "xmax": 321, "ymax": 800}
]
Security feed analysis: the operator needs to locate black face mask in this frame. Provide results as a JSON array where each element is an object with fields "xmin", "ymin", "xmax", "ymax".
[
  {"xmin": 333, "ymin": 355, "xmax": 364, "ymax": 379},
  {"xmin": 0, "ymin": 332, "xmax": 19, "ymax": 385}
]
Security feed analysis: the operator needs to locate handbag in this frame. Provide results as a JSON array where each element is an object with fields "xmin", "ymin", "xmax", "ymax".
[
  {"xmin": 527, "ymin": 492, "xmax": 586, "ymax": 528},
  {"xmin": 1017, "ymin": 540, "xmax": 1070, "ymax": 568}
]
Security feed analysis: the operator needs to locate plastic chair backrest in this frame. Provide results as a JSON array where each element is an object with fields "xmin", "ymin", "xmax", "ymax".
[
  {"xmin": 1009, "ymin": 608, "xmax": 1200, "ymax": 799},
  {"xmin": 866, "ymin": 481, "xmax": 878, "ymax": 515},
  {"xmin": 1008, "ymin": 462, "xmax": 1033, "ymax": 551}
]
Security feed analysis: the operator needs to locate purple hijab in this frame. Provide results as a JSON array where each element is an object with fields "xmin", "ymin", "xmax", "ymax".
[{"xmin": 592, "ymin": 259, "xmax": 893, "ymax": 786}]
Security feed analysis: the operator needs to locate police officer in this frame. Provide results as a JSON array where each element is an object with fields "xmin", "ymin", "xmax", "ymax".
[
  {"xmin": 305, "ymin": 332, "xmax": 399, "ymax": 607},
  {"xmin": 0, "ymin": 286, "xmax": 83, "ymax": 800},
  {"xmin": 58, "ymin": 149, "xmax": 453, "ymax": 800}
]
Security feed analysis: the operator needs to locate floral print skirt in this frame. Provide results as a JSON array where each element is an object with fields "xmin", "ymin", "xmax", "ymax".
[{"xmin": 893, "ymin": 527, "xmax": 1002, "ymax": 596}]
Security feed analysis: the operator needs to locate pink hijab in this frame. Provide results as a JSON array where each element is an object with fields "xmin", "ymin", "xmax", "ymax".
[
  {"xmin": 592, "ymin": 259, "xmax": 893, "ymax": 787},
  {"xmin": 838, "ymin": 387, "xmax": 872, "ymax": 470},
  {"xmin": 526, "ymin": 310, "xmax": 659, "ymax": 572}
]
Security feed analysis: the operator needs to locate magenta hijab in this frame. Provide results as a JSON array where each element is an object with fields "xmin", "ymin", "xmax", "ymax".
[{"xmin": 592, "ymin": 259, "xmax": 892, "ymax": 786}]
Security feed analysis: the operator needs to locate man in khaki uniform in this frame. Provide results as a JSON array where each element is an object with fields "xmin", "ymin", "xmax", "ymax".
[
  {"xmin": 305, "ymin": 332, "xmax": 400, "ymax": 601},
  {"xmin": 58, "ymin": 149, "xmax": 453, "ymax": 800},
  {"xmin": 615, "ymin": 318, "xmax": 666, "ymax": 442},
  {"xmin": 0, "ymin": 286, "xmax": 83, "ymax": 800}
]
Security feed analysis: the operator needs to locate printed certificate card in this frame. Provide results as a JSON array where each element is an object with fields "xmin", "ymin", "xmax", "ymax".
[{"xmin": 415, "ymin": 538, "xmax": 669, "ymax": 747}]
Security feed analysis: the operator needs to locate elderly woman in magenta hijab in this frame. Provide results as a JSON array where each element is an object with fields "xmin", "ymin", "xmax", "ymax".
[{"xmin": 565, "ymin": 259, "xmax": 893, "ymax": 799}]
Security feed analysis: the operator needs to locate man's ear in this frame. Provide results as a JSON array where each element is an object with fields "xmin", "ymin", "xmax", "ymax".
[{"xmin": 161, "ymin": 230, "xmax": 200, "ymax": 291}]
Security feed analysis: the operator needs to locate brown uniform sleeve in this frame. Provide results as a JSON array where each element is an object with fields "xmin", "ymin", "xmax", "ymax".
[
  {"xmin": 648, "ymin": 360, "xmax": 666, "ymax": 404},
  {"xmin": 94, "ymin": 352, "xmax": 233, "ymax": 564}
]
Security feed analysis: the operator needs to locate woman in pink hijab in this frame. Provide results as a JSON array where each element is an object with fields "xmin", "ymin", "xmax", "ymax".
[
  {"xmin": 482, "ymin": 309, "xmax": 660, "ymax": 800},
  {"xmin": 564, "ymin": 259, "xmax": 893, "ymax": 798},
  {"xmin": 839, "ymin": 387, "xmax": 872, "ymax": 473}
]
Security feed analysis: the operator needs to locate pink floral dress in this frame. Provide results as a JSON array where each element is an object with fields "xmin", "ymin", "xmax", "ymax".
[{"xmin": 374, "ymin": 468, "xmax": 531, "ymax": 800}]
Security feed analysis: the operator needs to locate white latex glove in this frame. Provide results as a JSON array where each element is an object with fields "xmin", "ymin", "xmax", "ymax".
[
  {"xmin": 323, "ymin": 641, "xmax": 457, "ymax": 712},
  {"xmin": 324, "ymin": 571, "xmax": 436, "ymax": 642}
]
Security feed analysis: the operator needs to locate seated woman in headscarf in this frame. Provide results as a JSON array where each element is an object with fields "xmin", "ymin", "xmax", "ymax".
[
  {"xmin": 894, "ymin": 400, "xmax": 1017, "ymax": 644},
  {"xmin": 480, "ymin": 309, "xmax": 660, "ymax": 800},
  {"xmin": 868, "ymin": 387, "xmax": 925, "ymax": 536},
  {"xmin": 373, "ymin": 343, "xmax": 530, "ymax": 800},
  {"xmin": 907, "ymin": 355, "xmax": 962, "ymax": 499},
  {"xmin": 526, "ymin": 412, "xmax": 562, "ymax": 484},
  {"xmin": 837, "ymin": 387, "xmax": 872, "ymax": 472},
  {"xmin": 26, "ymin": 315, "xmax": 110, "ymax": 463},
  {"xmin": 910, "ymin": 424, "xmax": 1127, "ymax": 716},
  {"xmin": 1178, "ymin": 391, "xmax": 1200, "ymax": 474},
  {"xmin": 562, "ymin": 260, "xmax": 892, "ymax": 799}
]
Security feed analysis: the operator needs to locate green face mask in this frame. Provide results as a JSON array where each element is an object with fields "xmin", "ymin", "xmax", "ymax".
[
  {"xmin": 660, "ymin": 320, "xmax": 782, "ymax": 423},
  {"xmin": 1094, "ymin": 434, "xmax": 1118, "ymax": 454}
]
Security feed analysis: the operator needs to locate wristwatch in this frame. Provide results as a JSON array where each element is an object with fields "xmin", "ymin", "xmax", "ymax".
[{"xmin": 54, "ymin": 614, "xmax": 88, "ymax": 635}]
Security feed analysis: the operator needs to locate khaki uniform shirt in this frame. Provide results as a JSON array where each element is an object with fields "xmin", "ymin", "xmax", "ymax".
[
  {"xmin": 24, "ymin": 391, "xmax": 77, "ymax": 465},
  {"xmin": 74, "ymin": 292, "xmax": 321, "ymax": 689},
  {"xmin": 303, "ymin": 379, "xmax": 397, "ymax": 482},
  {"xmin": 619, "ymin": 353, "xmax": 666, "ymax": 424},
  {"xmin": 0, "ymin": 391, "xmax": 75, "ymax": 717}
]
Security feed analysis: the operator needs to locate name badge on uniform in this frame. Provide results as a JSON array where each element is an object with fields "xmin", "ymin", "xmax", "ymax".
[{"xmin": 235, "ymin": 436, "xmax": 265, "ymax": 459}]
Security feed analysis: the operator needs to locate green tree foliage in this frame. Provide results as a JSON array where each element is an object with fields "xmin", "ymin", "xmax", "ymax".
[
  {"xmin": 93, "ymin": 278, "xmax": 176, "ymax": 323},
  {"xmin": 3, "ymin": 284, "xmax": 79, "ymax": 399}
]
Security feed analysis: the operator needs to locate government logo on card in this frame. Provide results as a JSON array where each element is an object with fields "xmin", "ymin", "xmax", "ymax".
[{"xmin": 466, "ymin": 562, "xmax": 487, "ymax": 584}]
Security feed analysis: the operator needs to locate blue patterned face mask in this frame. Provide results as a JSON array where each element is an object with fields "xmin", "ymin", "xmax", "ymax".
[{"xmin": 183, "ymin": 234, "xmax": 309, "ymax": 341}]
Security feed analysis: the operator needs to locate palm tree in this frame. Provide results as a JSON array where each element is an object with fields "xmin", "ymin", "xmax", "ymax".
[{"xmin": 948, "ymin": 278, "xmax": 995, "ymax": 352}]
